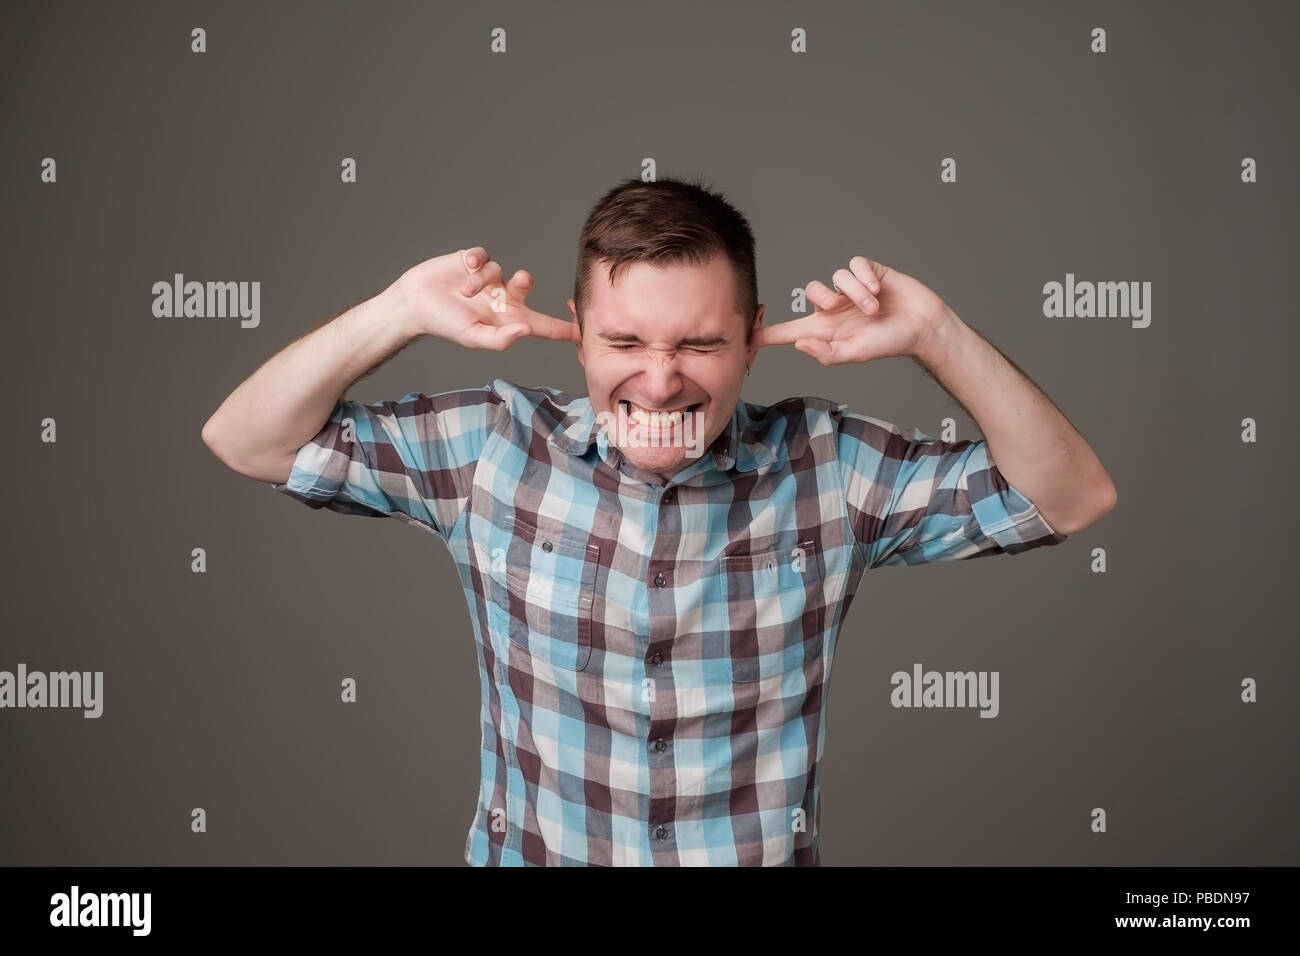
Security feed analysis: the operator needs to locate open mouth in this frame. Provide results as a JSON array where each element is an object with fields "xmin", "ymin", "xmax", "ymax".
[{"xmin": 618, "ymin": 400, "xmax": 703, "ymax": 427}]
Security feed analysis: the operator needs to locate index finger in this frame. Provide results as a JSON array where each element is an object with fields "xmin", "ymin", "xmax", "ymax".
[
  {"xmin": 753, "ymin": 314, "xmax": 824, "ymax": 348},
  {"xmin": 520, "ymin": 308, "xmax": 582, "ymax": 343}
]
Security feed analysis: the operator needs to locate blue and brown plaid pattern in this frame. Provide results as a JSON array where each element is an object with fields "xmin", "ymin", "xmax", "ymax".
[{"xmin": 271, "ymin": 378, "xmax": 1067, "ymax": 865}]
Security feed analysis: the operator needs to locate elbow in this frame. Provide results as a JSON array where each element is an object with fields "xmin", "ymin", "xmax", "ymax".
[
  {"xmin": 201, "ymin": 415, "xmax": 230, "ymax": 464},
  {"xmin": 202, "ymin": 416, "xmax": 295, "ymax": 484},
  {"xmin": 201, "ymin": 414, "xmax": 249, "ymax": 474},
  {"xmin": 1058, "ymin": 481, "xmax": 1117, "ymax": 535},
  {"xmin": 1094, "ymin": 473, "xmax": 1118, "ymax": 519},
  {"xmin": 1100, "ymin": 480, "xmax": 1118, "ymax": 515}
]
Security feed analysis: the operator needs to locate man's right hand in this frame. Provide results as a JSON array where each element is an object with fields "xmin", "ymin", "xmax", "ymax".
[{"xmin": 396, "ymin": 247, "xmax": 580, "ymax": 350}]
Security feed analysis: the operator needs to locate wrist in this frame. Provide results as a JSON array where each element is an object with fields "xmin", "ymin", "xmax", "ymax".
[
  {"xmin": 911, "ymin": 303, "xmax": 962, "ymax": 368},
  {"xmin": 380, "ymin": 275, "xmax": 426, "ymax": 343}
]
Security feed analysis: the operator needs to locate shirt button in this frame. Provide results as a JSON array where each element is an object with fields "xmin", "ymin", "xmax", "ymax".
[
  {"xmin": 654, "ymin": 573, "xmax": 666, "ymax": 588},
  {"xmin": 655, "ymin": 826, "xmax": 668, "ymax": 841},
  {"xmin": 651, "ymin": 652, "xmax": 663, "ymax": 667},
  {"xmin": 653, "ymin": 737, "xmax": 667, "ymax": 753},
  {"xmin": 541, "ymin": 540, "xmax": 553, "ymax": 552},
  {"xmin": 662, "ymin": 488, "xmax": 674, "ymax": 503}
]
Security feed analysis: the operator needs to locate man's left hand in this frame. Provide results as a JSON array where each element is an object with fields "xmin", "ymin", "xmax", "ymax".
[{"xmin": 755, "ymin": 256, "xmax": 951, "ymax": 365}]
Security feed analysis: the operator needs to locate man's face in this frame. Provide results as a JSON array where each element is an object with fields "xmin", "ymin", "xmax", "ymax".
[{"xmin": 571, "ymin": 255, "xmax": 764, "ymax": 483}]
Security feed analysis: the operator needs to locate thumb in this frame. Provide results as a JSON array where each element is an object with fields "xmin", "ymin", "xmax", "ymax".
[
  {"xmin": 795, "ymin": 338, "xmax": 832, "ymax": 364},
  {"xmin": 498, "ymin": 323, "xmax": 530, "ymax": 346}
]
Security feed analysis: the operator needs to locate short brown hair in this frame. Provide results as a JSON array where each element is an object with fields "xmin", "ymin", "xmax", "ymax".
[{"xmin": 572, "ymin": 175, "xmax": 759, "ymax": 346}]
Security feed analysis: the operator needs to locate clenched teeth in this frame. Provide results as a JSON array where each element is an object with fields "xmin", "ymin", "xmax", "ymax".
[{"xmin": 619, "ymin": 400, "xmax": 697, "ymax": 426}]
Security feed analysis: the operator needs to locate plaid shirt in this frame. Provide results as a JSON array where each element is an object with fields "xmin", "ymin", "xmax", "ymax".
[{"xmin": 271, "ymin": 378, "xmax": 1067, "ymax": 865}]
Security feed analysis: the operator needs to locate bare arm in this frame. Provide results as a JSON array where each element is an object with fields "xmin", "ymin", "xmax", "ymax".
[
  {"xmin": 201, "ymin": 281, "xmax": 420, "ymax": 483},
  {"xmin": 913, "ymin": 305, "xmax": 1117, "ymax": 535},
  {"xmin": 200, "ymin": 247, "xmax": 578, "ymax": 484}
]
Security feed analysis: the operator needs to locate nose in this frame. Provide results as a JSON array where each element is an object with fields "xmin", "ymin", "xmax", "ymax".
[{"xmin": 634, "ymin": 351, "xmax": 686, "ymax": 406}]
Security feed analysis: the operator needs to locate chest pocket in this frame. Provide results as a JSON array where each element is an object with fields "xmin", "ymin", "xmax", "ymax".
[
  {"xmin": 721, "ymin": 537, "xmax": 827, "ymax": 683},
  {"xmin": 497, "ymin": 513, "xmax": 599, "ymax": 672}
]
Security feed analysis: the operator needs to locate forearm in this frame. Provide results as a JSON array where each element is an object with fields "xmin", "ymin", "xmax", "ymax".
[
  {"xmin": 913, "ymin": 305, "xmax": 1117, "ymax": 534},
  {"xmin": 202, "ymin": 279, "xmax": 420, "ymax": 482}
]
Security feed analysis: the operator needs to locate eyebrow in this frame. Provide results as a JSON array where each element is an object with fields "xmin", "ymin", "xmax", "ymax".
[{"xmin": 597, "ymin": 331, "xmax": 729, "ymax": 347}]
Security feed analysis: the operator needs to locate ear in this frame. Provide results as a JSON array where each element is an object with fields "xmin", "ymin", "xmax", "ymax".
[
  {"xmin": 569, "ymin": 298, "xmax": 584, "ymax": 365},
  {"xmin": 747, "ymin": 304, "xmax": 765, "ymax": 369}
]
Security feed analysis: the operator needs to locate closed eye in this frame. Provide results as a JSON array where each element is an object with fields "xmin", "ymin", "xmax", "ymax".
[{"xmin": 611, "ymin": 344, "xmax": 713, "ymax": 353}]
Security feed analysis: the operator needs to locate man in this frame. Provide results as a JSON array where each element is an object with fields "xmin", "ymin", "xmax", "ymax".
[{"xmin": 202, "ymin": 176, "xmax": 1117, "ymax": 866}]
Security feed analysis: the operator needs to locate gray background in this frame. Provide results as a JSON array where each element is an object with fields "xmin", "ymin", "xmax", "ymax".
[{"xmin": 2, "ymin": 0, "xmax": 1296, "ymax": 865}]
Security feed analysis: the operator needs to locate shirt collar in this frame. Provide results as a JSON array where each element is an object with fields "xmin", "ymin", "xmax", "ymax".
[{"xmin": 547, "ymin": 395, "xmax": 781, "ymax": 474}]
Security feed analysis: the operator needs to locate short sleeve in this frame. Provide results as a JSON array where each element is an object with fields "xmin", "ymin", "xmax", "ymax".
[
  {"xmin": 836, "ymin": 409, "xmax": 1068, "ymax": 570},
  {"xmin": 270, "ymin": 384, "xmax": 506, "ymax": 541}
]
